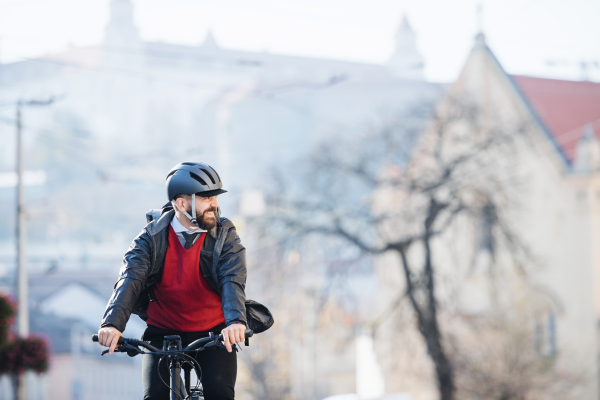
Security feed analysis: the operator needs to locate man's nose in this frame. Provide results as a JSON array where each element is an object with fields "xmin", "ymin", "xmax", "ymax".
[{"xmin": 211, "ymin": 197, "xmax": 219, "ymax": 208}]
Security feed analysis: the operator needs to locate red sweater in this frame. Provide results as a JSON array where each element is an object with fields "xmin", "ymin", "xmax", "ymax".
[{"xmin": 146, "ymin": 226, "xmax": 226, "ymax": 331}]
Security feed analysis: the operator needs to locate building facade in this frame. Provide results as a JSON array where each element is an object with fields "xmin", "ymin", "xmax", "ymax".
[{"xmin": 374, "ymin": 33, "xmax": 600, "ymax": 400}]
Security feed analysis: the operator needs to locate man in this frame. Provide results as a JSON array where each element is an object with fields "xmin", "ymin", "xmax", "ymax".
[{"xmin": 98, "ymin": 162, "xmax": 248, "ymax": 400}]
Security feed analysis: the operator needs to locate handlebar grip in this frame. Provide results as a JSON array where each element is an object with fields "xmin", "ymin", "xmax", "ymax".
[
  {"xmin": 91, "ymin": 334, "xmax": 125, "ymax": 345},
  {"xmin": 245, "ymin": 329, "xmax": 253, "ymax": 338}
]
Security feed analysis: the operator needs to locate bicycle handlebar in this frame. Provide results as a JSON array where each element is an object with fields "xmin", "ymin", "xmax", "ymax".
[
  {"xmin": 91, "ymin": 335, "xmax": 161, "ymax": 352},
  {"xmin": 185, "ymin": 329, "xmax": 253, "ymax": 351},
  {"xmin": 92, "ymin": 334, "xmax": 125, "ymax": 345},
  {"xmin": 91, "ymin": 329, "xmax": 253, "ymax": 353}
]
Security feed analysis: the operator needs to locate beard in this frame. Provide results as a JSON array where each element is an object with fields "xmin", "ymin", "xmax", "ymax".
[{"xmin": 186, "ymin": 206, "xmax": 218, "ymax": 230}]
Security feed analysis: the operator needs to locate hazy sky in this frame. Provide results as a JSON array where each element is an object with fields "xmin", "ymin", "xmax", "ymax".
[{"xmin": 0, "ymin": 0, "xmax": 598, "ymax": 83}]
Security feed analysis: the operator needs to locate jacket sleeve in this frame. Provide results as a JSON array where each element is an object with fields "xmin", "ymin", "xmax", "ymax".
[
  {"xmin": 100, "ymin": 229, "xmax": 152, "ymax": 332},
  {"xmin": 218, "ymin": 225, "xmax": 248, "ymax": 326}
]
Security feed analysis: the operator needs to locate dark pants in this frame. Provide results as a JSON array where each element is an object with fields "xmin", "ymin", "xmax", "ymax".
[{"xmin": 142, "ymin": 324, "xmax": 237, "ymax": 400}]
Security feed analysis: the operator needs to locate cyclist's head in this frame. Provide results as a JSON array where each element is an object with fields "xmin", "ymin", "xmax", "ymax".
[
  {"xmin": 173, "ymin": 193, "xmax": 219, "ymax": 230},
  {"xmin": 166, "ymin": 162, "xmax": 226, "ymax": 229}
]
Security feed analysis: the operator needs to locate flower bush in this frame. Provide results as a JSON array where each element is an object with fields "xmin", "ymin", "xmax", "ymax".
[
  {"xmin": 0, "ymin": 294, "xmax": 50, "ymax": 376},
  {"xmin": 0, "ymin": 295, "xmax": 15, "ymax": 349},
  {"xmin": 0, "ymin": 337, "xmax": 49, "ymax": 375}
]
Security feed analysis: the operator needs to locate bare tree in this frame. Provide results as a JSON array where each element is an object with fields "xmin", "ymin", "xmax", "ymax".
[
  {"xmin": 237, "ymin": 229, "xmax": 295, "ymax": 400},
  {"xmin": 267, "ymin": 96, "xmax": 533, "ymax": 400},
  {"xmin": 239, "ymin": 221, "xmax": 367, "ymax": 400}
]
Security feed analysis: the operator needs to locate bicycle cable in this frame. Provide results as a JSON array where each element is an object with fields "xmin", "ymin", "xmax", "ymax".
[
  {"xmin": 157, "ymin": 351, "xmax": 204, "ymax": 400},
  {"xmin": 157, "ymin": 356, "xmax": 183, "ymax": 400},
  {"xmin": 180, "ymin": 351, "xmax": 203, "ymax": 391}
]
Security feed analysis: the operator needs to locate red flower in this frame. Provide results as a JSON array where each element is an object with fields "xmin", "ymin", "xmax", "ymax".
[
  {"xmin": 0, "ymin": 294, "xmax": 50, "ymax": 377},
  {"xmin": 0, "ymin": 337, "xmax": 50, "ymax": 376}
]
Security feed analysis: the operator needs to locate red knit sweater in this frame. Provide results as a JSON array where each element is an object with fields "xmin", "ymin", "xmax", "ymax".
[{"xmin": 146, "ymin": 226, "xmax": 225, "ymax": 331}]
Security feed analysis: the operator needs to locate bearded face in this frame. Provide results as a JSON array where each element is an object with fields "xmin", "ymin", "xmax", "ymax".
[{"xmin": 186, "ymin": 204, "xmax": 217, "ymax": 230}]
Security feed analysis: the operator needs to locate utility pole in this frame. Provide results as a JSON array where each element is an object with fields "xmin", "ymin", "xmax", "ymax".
[
  {"xmin": 14, "ymin": 97, "xmax": 56, "ymax": 400},
  {"xmin": 16, "ymin": 102, "xmax": 27, "ymax": 338}
]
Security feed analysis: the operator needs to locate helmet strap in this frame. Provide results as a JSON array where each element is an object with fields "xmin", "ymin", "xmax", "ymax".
[
  {"xmin": 191, "ymin": 193, "xmax": 198, "ymax": 227},
  {"xmin": 171, "ymin": 194, "xmax": 200, "ymax": 229}
]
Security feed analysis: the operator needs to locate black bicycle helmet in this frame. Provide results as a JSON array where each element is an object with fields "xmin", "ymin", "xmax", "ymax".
[
  {"xmin": 166, "ymin": 162, "xmax": 226, "ymax": 228},
  {"xmin": 166, "ymin": 162, "xmax": 227, "ymax": 201}
]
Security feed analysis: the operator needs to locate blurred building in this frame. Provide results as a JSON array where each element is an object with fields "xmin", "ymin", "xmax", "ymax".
[
  {"xmin": 0, "ymin": 270, "xmax": 144, "ymax": 400},
  {"xmin": 0, "ymin": 0, "xmax": 443, "ymax": 264},
  {"xmin": 27, "ymin": 311, "xmax": 142, "ymax": 400},
  {"xmin": 0, "ymin": 1, "xmax": 444, "ymax": 399},
  {"xmin": 374, "ymin": 33, "xmax": 600, "ymax": 399}
]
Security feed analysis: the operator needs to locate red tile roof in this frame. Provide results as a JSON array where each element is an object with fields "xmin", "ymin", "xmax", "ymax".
[{"xmin": 511, "ymin": 75, "xmax": 600, "ymax": 163}]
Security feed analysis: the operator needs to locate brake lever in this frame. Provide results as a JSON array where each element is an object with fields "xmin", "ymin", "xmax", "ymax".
[
  {"xmin": 203, "ymin": 339, "xmax": 219, "ymax": 349},
  {"xmin": 214, "ymin": 342, "xmax": 239, "ymax": 352},
  {"xmin": 101, "ymin": 346, "xmax": 125, "ymax": 356},
  {"xmin": 101, "ymin": 343, "xmax": 141, "ymax": 357},
  {"xmin": 122, "ymin": 343, "xmax": 143, "ymax": 357},
  {"xmin": 205, "ymin": 338, "xmax": 234, "ymax": 351}
]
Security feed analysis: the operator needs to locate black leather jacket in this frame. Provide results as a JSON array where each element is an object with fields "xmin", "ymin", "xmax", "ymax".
[{"xmin": 100, "ymin": 205, "xmax": 247, "ymax": 333}]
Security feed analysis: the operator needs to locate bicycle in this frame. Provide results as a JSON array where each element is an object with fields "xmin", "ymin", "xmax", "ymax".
[{"xmin": 92, "ymin": 329, "xmax": 254, "ymax": 400}]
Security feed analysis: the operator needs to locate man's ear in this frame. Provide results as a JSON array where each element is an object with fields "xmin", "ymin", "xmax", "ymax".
[{"xmin": 175, "ymin": 197, "xmax": 186, "ymax": 211}]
